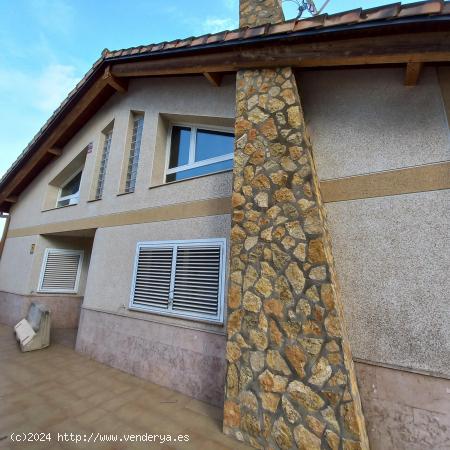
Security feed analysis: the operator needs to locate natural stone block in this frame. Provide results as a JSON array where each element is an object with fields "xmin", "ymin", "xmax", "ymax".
[
  {"xmin": 287, "ymin": 381, "xmax": 325, "ymax": 411},
  {"xmin": 273, "ymin": 417, "xmax": 293, "ymax": 450},
  {"xmin": 293, "ymin": 425, "xmax": 321, "ymax": 450},
  {"xmin": 259, "ymin": 369, "xmax": 288, "ymax": 393},
  {"xmin": 260, "ymin": 392, "xmax": 280, "ymax": 412},
  {"xmin": 266, "ymin": 350, "xmax": 291, "ymax": 375},
  {"xmin": 285, "ymin": 344, "xmax": 306, "ymax": 377},
  {"xmin": 243, "ymin": 291, "xmax": 262, "ymax": 312}
]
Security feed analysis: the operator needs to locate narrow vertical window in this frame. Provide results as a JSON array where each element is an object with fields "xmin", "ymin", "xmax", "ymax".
[
  {"xmin": 125, "ymin": 114, "xmax": 144, "ymax": 193},
  {"xmin": 95, "ymin": 128, "xmax": 113, "ymax": 199}
]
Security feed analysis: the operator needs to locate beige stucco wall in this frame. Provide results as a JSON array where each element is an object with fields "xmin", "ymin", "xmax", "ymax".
[
  {"xmin": 300, "ymin": 67, "xmax": 449, "ymax": 179},
  {"xmin": 8, "ymin": 75, "xmax": 236, "ymax": 231},
  {"xmin": 301, "ymin": 67, "xmax": 450, "ymax": 378},
  {"xmin": 0, "ymin": 235, "xmax": 37, "ymax": 295}
]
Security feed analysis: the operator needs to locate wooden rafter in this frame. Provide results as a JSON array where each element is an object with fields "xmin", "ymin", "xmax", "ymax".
[
  {"xmin": 404, "ymin": 62, "xmax": 424, "ymax": 86},
  {"xmin": 203, "ymin": 72, "xmax": 223, "ymax": 87},
  {"xmin": 47, "ymin": 148, "xmax": 62, "ymax": 156},
  {"xmin": 103, "ymin": 66, "xmax": 128, "ymax": 93}
]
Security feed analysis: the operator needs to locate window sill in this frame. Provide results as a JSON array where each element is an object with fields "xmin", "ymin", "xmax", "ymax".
[
  {"xmin": 41, "ymin": 203, "xmax": 78, "ymax": 213},
  {"xmin": 87, "ymin": 198, "xmax": 102, "ymax": 203},
  {"xmin": 149, "ymin": 168, "xmax": 233, "ymax": 190},
  {"xmin": 117, "ymin": 190, "xmax": 135, "ymax": 197}
]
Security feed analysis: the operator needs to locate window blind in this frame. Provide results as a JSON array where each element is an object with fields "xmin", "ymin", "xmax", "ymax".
[
  {"xmin": 38, "ymin": 249, "xmax": 83, "ymax": 293},
  {"xmin": 130, "ymin": 239, "xmax": 225, "ymax": 323}
]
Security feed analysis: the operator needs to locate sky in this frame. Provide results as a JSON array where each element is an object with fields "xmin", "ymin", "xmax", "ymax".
[{"xmin": 0, "ymin": 0, "xmax": 416, "ymax": 234}]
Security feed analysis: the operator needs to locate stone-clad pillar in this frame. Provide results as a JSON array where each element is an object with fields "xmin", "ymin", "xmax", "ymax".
[
  {"xmin": 239, "ymin": 0, "xmax": 284, "ymax": 27},
  {"xmin": 223, "ymin": 65, "xmax": 369, "ymax": 450},
  {"xmin": 224, "ymin": 3, "xmax": 370, "ymax": 442}
]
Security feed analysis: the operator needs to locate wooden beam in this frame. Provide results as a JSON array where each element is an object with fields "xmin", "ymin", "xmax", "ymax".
[
  {"xmin": 203, "ymin": 72, "xmax": 223, "ymax": 87},
  {"xmin": 103, "ymin": 66, "xmax": 128, "ymax": 93},
  {"xmin": 5, "ymin": 196, "xmax": 18, "ymax": 203},
  {"xmin": 47, "ymin": 148, "xmax": 62, "ymax": 156},
  {"xmin": 405, "ymin": 62, "xmax": 424, "ymax": 86},
  {"xmin": 111, "ymin": 32, "xmax": 450, "ymax": 78}
]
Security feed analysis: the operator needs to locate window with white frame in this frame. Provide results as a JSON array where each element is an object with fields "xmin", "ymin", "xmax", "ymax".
[
  {"xmin": 166, "ymin": 125, "xmax": 234, "ymax": 182},
  {"xmin": 38, "ymin": 249, "xmax": 84, "ymax": 293},
  {"xmin": 124, "ymin": 114, "xmax": 144, "ymax": 193},
  {"xmin": 129, "ymin": 239, "xmax": 226, "ymax": 323},
  {"xmin": 57, "ymin": 168, "xmax": 83, "ymax": 207},
  {"xmin": 95, "ymin": 127, "xmax": 113, "ymax": 199}
]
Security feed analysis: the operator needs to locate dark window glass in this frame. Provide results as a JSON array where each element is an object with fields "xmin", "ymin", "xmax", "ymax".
[
  {"xmin": 166, "ymin": 159, "xmax": 233, "ymax": 183},
  {"xmin": 61, "ymin": 171, "xmax": 82, "ymax": 197},
  {"xmin": 195, "ymin": 129, "xmax": 234, "ymax": 162},
  {"xmin": 169, "ymin": 126, "xmax": 191, "ymax": 169}
]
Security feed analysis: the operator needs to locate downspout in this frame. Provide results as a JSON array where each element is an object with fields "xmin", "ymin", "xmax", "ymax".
[{"xmin": 0, "ymin": 213, "xmax": 10, "ymax": 259}]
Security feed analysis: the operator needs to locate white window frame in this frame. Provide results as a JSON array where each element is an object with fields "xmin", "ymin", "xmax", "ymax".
[
  {"xmin": 56, "ymin": 167, "xmax": 83, "ymax": 207},
  {"xmin": 164, "ymin": 123, "xmax": 234, "ymax": 181},
  {"xmin": 38, "ymin": 248, "xmax": 84, "ymax": 294},
  {"xmin": 129, "ymin": 238, "xmax": 227, "ymax": 324}
]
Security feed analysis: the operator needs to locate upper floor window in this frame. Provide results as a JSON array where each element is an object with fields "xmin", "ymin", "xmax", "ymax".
[
  {"xmin": 124, "ymin": 114, "xmax": 144, "ymax": 193},
  {"xmin": 165, "ymin": 125, "xmax": 234, "ymax": 183},
  {"xmin": 57, "ymin": 168, "xmax": 82, "ymax": 207},
  {"xmin": 94, "ymin": 127, "xmax": 113, "ymax": 200}
]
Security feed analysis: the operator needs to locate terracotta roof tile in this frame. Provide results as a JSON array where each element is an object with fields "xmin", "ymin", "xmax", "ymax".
[
  {"xmin": 360, "ymin": 3, "xmax": 401, "ymax": 21},
  {"xmin": 244, "ymin": 24, "xmax": 268, "ymax": 38},
  {"xmin": 268, "ymin": 20, "xmax": 296, "ymax": 34},
  {"xmin": 398, "ymin": 0, "xmax": 443, "ymax": 16},
  {"xmin": 293, "ymin": 14, "xmax": 327, "ymax": 31},
  {"xmin": 325, "ymin": 8, "xmax": 362, "ymax": 26}
]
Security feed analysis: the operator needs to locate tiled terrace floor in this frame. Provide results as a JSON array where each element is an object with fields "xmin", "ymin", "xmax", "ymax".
[{"xmin": 0, "ymin": 325, "xmax": 251, "ymax": 450}]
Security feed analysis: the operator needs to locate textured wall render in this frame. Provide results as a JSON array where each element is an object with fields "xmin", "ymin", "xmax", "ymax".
[{"xmin": 223, "ymin": 67, "xmax": 368, "ymax": 449}]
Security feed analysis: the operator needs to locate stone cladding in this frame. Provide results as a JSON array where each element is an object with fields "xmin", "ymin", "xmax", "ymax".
[
  {"xmin": 239, "ymin": 0, "xmax": 284, "ymax": 27},
  {"xmin": 223, "ymin": 67, "xmax": 369, "ymax": 450}
]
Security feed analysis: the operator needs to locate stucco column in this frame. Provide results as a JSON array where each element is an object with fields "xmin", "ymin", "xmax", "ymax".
[{"xmin": 223, "ymin": 3, "xmax": 369, "ymax": 449}]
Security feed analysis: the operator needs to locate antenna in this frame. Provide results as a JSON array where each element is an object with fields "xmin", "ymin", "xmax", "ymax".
[{"xmin": 283, "ymin": 0, "xmax": 331, "ymax": 19}]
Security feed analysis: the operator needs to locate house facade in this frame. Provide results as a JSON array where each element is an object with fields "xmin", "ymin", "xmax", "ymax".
[{"xmin": 0, "ymin": 1, "xmax": 449, "ymax": 449}]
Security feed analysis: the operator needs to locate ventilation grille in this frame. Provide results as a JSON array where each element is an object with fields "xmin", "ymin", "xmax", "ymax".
[
  {"xmin": 39, "ymin": 250, "xmax": 83, "ymax": 293},
  {"xmin": 132, "ymin": 247, "xmax": 173, "ymax": 310},
  {"xmin": 173, "ymin": 246, "xmax": 221, "ymax": 316},
  {"xmin": 130, "ymin": 240, "xmax": 225, "ymax": 322}
]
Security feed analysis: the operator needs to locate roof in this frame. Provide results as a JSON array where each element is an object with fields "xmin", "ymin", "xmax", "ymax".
[
  {"xmin": 1, "ymin": 0, "xmax": 449, "ymax": 211},
  {"xmin": 103, "ymin": 0, "xmax": 450, "ymax": 59}
]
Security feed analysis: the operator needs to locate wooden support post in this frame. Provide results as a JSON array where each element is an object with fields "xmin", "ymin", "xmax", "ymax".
[
  {"xmin": 103, "ymin": 66, "xmax": 128, "ymax": 93},
  {"xmin": 203, "ymin": 72, "xmax": 223, "ymax": 87},
  {"xmin": 405, "ymin": 62, "xmax": 424, "ymax": 86}
]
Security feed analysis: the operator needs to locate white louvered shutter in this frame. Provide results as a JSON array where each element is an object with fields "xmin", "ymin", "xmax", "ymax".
[
  {"xmin": 172, "ymin": 245, "xmax": 221, "ymax": 318},
  {"xmin": 129, "ymin": 240, "xmax": 225, "ymax": 323},
  {"xmin": 131, "ymin": 246, "xmax": 173, "ymax": 310},
  {"xmin": 39, "ymin": 249, "xmax": 83, "ymax": 293}
]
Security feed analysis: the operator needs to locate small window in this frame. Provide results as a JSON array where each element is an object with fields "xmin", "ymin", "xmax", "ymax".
[
  {"xmin": 57, "ymin": 169, "xmax": 82, "ymax": 207},
  {"xmin": 95, "ymin": 128, "xmax": 113, "ymax": 200},
  {"xmin": 38, "ymin": 249, "xmax": 84, "ymax": 293},
  {"xmin": 166, "ymin": 125, "xmax": 234, "ymax": 182},
  {"xmin": 129, "ymin": 239, "xmax": 226, "ymax": 323},
  {"xmin": 124, "ymin": 114, "xmax": 144, "ymax": 193}
]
